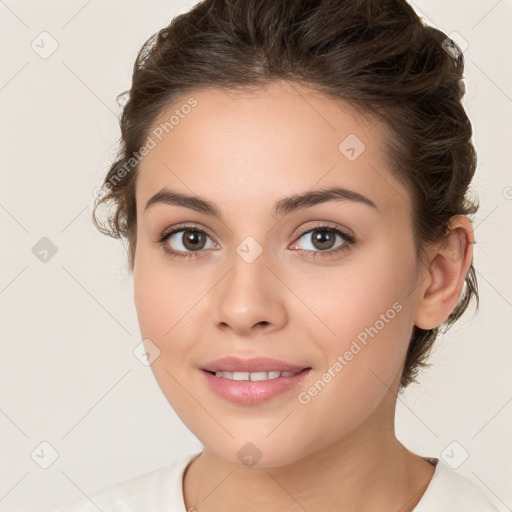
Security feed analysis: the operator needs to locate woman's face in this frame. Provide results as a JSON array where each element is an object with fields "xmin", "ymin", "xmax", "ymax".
[{"xmin": 133, "ymin": 81, "xmax": 425, "ymax": 466}]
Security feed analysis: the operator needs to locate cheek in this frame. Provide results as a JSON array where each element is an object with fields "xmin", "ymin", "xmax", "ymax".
[
  {"xmin": 292, "ymin": 256, "xmax": 411, "ymax": 342},
  {"xmin": 133, "ymin": 261, "xmax": 199, "ymax": 414},
  {"xmin": 133, "ymin": 254, "xmax": 210, "ymax": 365},
  {"xmin": 134, "ymin": 263, "xmax": 165, "ymax": 338},
  {"xmin": 134, "ymin": 240, "xmax": 187, "ymax": 325},
  {"xmin": 133, "ymin": 252, "xmax": 183, "ymax": 343},
  {"xmin": 300, "ymin": 248, "xmax": 416, "ymax": 382}
]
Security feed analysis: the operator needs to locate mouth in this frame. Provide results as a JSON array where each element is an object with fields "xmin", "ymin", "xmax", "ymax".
[
  {"xmin": 200, "ymin": 355, "xmax": 312, "ymax": 375},
  {"xmin": 202, "ymin": 367, "xmax": 312, "ymax": 381},
  {"xmin": 200, "ymin": 366, "xmax": 313, "ymax": 405}
]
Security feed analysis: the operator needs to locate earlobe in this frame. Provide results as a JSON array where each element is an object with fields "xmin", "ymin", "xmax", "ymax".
[{"xmin": 414, "ymin": 216, "xmax": 474, "ymax": 330}]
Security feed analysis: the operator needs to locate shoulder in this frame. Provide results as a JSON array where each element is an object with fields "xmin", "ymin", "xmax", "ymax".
[
  {"xmin": 52, "ymin": 452, "xmax": 201, "ymax": 512},
  {"xmin": 414, "ymin": 459, "xmax": 500, "ymax": 512}
]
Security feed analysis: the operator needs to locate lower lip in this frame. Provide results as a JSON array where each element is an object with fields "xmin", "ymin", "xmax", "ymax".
[{"xmin": 201, "ymin": 368, "xmax": 312, "ymax": 405}]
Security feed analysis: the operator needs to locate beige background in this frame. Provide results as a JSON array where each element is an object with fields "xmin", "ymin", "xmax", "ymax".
[{"xmin": 0, "ymin": 0, "xmax": 510, "ymax": 510}]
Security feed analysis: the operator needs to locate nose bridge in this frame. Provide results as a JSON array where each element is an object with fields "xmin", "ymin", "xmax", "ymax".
[{"xmin": 212, "ymin": 237, "xmax": 287, "ymax": 333}]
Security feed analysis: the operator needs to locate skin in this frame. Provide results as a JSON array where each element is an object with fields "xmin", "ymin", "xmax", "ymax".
[{"xmin": 132, "ymin": 80, "xmax": 474, "ymax": 512}]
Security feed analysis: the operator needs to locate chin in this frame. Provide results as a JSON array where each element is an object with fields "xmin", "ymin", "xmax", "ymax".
[{"xmin": 199, "ymin": 434, "xmax": 317, "ymax": 469}]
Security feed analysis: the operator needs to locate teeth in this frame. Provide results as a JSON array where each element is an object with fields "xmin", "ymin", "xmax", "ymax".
[{"xmin": 214, "ymin": 370, "xmax": 301, "ymax": 381}]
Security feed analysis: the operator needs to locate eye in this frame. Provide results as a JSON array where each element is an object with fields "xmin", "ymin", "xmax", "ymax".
[
  {"xmin": 157, "ymin": 224, "xmax": 217, "ymax": 260},
  {"xmin": 289, "ymin": 223, "xmax": 355, "ymax": 259},
  {"xmin": 156, "ymin": 222, "xmax": 355, "ymax": 260}
]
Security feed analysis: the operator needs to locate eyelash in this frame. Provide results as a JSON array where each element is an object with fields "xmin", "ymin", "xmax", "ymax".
[{"xmin": 156, "ymin": 222, "xmax": 356, "ymax": 261}]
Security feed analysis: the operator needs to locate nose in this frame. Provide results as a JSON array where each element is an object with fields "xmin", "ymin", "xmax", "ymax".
[{"xmin": 212, "ymin": 252, "xmax": 288, "ymax": 337}]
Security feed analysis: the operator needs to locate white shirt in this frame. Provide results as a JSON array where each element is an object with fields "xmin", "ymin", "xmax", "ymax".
[{"xmin": 54, "ymin": 452, "xmax": 500, "ymax": 511}]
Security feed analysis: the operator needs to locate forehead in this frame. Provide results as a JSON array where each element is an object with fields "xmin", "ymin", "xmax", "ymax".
[{"xmin": 135, "ymin": 81, "xmax": 409, "ymax": 218}]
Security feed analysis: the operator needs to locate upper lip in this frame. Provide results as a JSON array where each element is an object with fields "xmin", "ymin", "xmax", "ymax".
[{"xmin": 200, "ymin": 356, "xmax": 311, "ymax": 373}]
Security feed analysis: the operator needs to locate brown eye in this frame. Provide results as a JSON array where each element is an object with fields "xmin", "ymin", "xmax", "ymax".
[
  {"xmin": 309, "ymin": 229, "xmax": 337, "ymax": 250},
  {"xmin": 293, "ymin": 226, "xmax": 353, "ymax": 254},
  {"xmin": 291, "ymin": 224, "xmax": 356, "ymax": 258},
  {"xmin": 160, "ymin": 226, "xmax": 217, "ymax": 258},
  {"xmin": 181, "ymin": 230, "xmax": 208, "ymax": 251}
]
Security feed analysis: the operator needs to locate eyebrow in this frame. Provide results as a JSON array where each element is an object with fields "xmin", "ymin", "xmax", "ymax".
[{"xmin": 144, "ymin": 185, "xmax": 378, "ymax": 218}]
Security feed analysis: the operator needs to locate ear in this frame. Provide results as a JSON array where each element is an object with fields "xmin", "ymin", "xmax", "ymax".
[{"xmin": 414, "ymin": 215, "xmax": 475, "ymax": 330}]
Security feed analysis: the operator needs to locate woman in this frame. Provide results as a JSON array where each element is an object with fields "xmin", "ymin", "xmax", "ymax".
[{"xmin": 56, "ymin": 0, "xmax": 498, "ymax": 510}]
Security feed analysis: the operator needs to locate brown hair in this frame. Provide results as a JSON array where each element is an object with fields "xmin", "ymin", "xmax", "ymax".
[{"xmin": 92, "ymin": 0, "xmax": 480, "ymax": 389}]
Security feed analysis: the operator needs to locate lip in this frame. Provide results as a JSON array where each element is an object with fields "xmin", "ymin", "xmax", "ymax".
[
  {"xmin": 201, "ymin": 367, "xmax": 312, "ymax": 405},
  {"xmin": 200, "ymin": 356, "xmax": 311, "ymax": 373}
]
